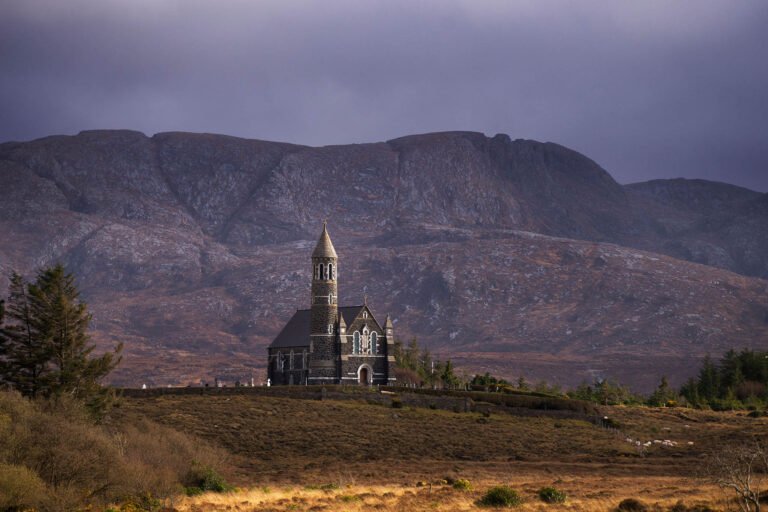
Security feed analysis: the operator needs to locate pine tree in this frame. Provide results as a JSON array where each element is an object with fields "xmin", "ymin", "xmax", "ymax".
[
  {"xmin": 1, "ymin": 266, "xmax": 122, "ymax": 416},
  {"xmin": 440, "ymin": 359, "xmax": 460, "ymax": 389},
  {"xmin": 697, "ymin": 355, "xmax": 719, "ymax": 403},
  {"xmin": 0, "ymin": 273, "xmax": 51, "ymax": 397},
  {"xmin": 27, "ymin": 265, "xmax": 122, "ymax": 411}
]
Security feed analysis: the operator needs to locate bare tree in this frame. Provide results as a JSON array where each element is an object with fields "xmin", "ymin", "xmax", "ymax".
[{"xmin": 706, "ymin": 439, "xmax": 768, "ymax": 512}]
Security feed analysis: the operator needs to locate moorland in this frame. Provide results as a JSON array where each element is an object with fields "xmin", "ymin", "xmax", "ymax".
[{"xmin": 112, "ymin": 387, "xmax": 767, "ymax": 511}]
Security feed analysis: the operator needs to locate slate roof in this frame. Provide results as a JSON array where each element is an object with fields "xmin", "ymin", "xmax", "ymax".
[
  {"xmin": 312, "ymin": 223, "xmax": 337, "ymax": 258},
  {"xmin": 268, "ymin": 306, "xmax": 364, "ymax": 349}
]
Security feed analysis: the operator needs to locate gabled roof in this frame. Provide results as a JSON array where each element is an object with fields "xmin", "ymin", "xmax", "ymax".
[
  {"xmin": 268, "ymin": 305, "xmax": 370, "ymax": 349},
  {"xmin": 269, "ymin": 310, "xmax": 311, "ymax": 349},
  {"xmin": 338, "ymin": 305, "xmax": 364, "ymax": 326},
  {"xmin": 312, "ymin": 223, "xmax": 337, "ymax": 258}
]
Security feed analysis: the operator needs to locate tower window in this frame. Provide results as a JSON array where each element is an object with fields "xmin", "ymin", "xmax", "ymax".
[
  {"xmin": 328, "ymin": 263, "xmax": 334, "ymax": 280},
  {"xmin": 328, "ymin": 323, "xmax": 333, "ymax": 334}
]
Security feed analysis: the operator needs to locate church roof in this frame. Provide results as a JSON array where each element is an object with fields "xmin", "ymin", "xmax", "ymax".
[
  {"xmin": 312, "ymin": 222, "xmax": 337, "ymax": 258},
  {"xmin": 268, "ymin": 306, "xmax": 365, "ymax": 349}
]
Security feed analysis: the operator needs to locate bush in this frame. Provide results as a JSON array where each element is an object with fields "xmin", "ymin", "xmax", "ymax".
[
  {"xmin": 391, "ymin": 399, "xmax": 403, "ymax": 408},
  {"xmin": 616, "ymin": 498, "xmax": 648, "ymax": 511},
  {"xmin": 0, "ymin": 390, "xmax": 231, "ymax": 510},
  {"xmin": 452, "ymin": 478, "xmax": 472, "ymax": 490},
  {"xmin": 0, "ymin": 463, "xmax": 50, "ymax": 511},
  {"xmin": 478, "ymin": 486, "xmax": 522, "ymax": 507},
  {"xmin": 538, "ymin": 486, "xmax": 567, "ymax": 503},
  {"xmin": 184, "ymin": 464, "xmax": 233, "ymax": 493}
]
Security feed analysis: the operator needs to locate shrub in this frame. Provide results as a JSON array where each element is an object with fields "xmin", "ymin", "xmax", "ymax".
[
  {"xmin": 0, "ymin": 390, "xmax": 231, "ymax": 510},
  {"xmin": 746, "ymin": 410, "xmax": 764, "ymax": 418},
  {"xmin": 538, "ymin": 486, "xmax": 567, "ymax": 503},
  {"xmin": 0, "ymin": 463, "xmax": 49, "ymax": 511},
  {"xmin": 478, "ymin": 486, "xmax": 522, "ymax": 507},
  {"xmin": 391, "ymin": 399, "xmax": 403, "ymax": 408},
  {"xmin": 184, "ymin": 464, "xmax": 233, "ymax": 493},
  {"xmin": 452, "ymin": 478, "xmax": 472, "ymax": 491},
  {"xmin": 616, "ymin": 498, "xmax": 648, "ymax": 511}
]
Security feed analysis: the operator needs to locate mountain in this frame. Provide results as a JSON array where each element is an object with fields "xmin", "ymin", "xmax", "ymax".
[{"xmin": 0, "ymin": 129, "xmax": 766, "ymax": 391}]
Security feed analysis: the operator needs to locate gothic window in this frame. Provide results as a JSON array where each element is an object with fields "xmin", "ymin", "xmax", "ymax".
[
  {"xmin": 277, "ymin": 351, "xmax": 284, "ymax": 372},
  {"xmin": 363, "ymin": 311, "xmax": 368, "ymax": 319},
  {"xmin": 332, "ymin": 264, "xmax": 337, "ymax": 279},
  {"xmin": 289, "ymin": 350, "xmax": 294, "ymax": 370},
  {"xmin": 353, "ymin": 331, "xmax": 360, "ymax": 354},
  {"xmin": 371, "ymin": 332, "xmax": 377, "ymax": 354},
  {"xmin": 328, "ymin": 263, "xmax": 334, "ymax": 280},
  {"xmin": 328, "ymin": 323, "xmax": 333, "ymax": 334},
  {"xmin": 302, "ymin": 350, "xmax": 307, "ymax": 369}
]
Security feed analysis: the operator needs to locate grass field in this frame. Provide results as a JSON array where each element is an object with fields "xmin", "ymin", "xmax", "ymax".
[{"xmin": 115, "ymin": 390, "xmax": 768, "ymax": 511}]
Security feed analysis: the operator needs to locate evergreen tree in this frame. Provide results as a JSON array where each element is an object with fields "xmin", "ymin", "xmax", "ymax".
[
  {"xmin": 0, "ymin": 266, "xmax": 122, "ymax": 415},
  {"xmin": 0, "ymin": 273, "xmax": 51, "ymax": 397},
  {"xmin": 697, "ymin": 355, "xmax": 719, "ymax": 403},
  {"xmin": 680, "ymin": 377, "xmax": 701, "ymax": 407},
  {"xmin": 439, "ymin": 359, "xmax": 460, "ymax": 388},
  {"xmin": 28, "ymin": 265, "xmax": 122, "ymax": 409},
  {"xmin": 648, "ymin": 376, "xmax": 676, "ymax": 407}
]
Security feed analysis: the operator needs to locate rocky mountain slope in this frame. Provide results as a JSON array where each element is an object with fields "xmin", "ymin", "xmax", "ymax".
[{"xmin": 0, "ymin": 130, "xmax": 766, "ymax": 390}]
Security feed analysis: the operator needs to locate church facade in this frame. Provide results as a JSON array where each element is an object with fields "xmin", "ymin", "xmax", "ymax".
[{"xmin": 267, "ymin": 224, "xmax": 396, "ymax": 386}]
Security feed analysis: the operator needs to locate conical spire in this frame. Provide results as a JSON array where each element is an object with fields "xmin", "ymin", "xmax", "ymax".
[{"xmin": 312, "ymin": 221, "xmax": 337, "ymax": 258}]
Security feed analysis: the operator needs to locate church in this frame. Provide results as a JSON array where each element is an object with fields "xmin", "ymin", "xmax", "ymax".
[{"xmin": 267, "ymin": 223, "xmax": 396, "ymax": 386}]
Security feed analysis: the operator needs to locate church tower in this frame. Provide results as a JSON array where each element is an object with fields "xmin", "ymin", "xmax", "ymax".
[{"xmin": 308, "ymin": 222, "xmax": 339, "ymax": 383}]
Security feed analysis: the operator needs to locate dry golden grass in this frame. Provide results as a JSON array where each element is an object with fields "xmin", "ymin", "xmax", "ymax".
[
  {"xmin": 115, "ymin": 392, "xmax": 768, "ymax": 510},
  {"xmin": 175, "ymin": 476, "xmax": 728, "ymax": 512}
]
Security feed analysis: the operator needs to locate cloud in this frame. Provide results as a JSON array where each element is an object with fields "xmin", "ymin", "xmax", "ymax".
[{"xmin": 1, "ymin": 0, "xmax": 766, "ymax": 191}]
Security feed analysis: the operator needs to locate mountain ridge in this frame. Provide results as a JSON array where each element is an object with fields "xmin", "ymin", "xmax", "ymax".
[{"xmin": 1, "ymin": 129, "xmax": 766, "ymax": 390}]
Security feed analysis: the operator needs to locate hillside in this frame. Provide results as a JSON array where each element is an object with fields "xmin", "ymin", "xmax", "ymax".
[{"xmin": 0, "ymin": 130, "xmax": 767, "ymax": 389}]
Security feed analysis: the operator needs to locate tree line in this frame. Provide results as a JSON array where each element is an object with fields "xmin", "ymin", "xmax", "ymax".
[
  {"xmin": 394, "ymin": 337, "xmax": 768, "ymax": 411},
  {"xmin": 0, "ymin": 264, "xmax": 122, "ymax": 416}
]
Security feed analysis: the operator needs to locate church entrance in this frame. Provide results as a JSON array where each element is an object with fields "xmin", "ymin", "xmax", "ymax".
[{"xmin": 359, "ymin": 366, "xmax": 369, "ymax": 385}]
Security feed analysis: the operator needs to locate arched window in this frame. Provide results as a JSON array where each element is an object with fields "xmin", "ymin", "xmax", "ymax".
[
  {"xmin": 332, "ymin": 264, "xmax": 337, "ymax": 280},
  {"xmin": 328, "ymin": 263, "xmax": 334, "ymax": 280},
  {"xmin": 362, "ymin": 327, "xmax": 370, "ymax": 354},
  {"xmin": 277, "ymin": 351, "xmax": 284, "ymax": 372},
  {"xmin": 353, "ymin": 331, "xmax": 360, "ymax": 354},
  {"xmin": 371, "ymin": 332, "xmax": 377, "ymax": 354},
  {"xmin": 289, "ymin": 350, "xmax": 294, "ymax": 370},
  {"xmin": 302, "ymin": 350, "xmax": 307, "ymax": 369}
]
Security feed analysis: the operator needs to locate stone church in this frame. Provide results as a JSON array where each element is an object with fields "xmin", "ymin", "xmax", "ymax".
[{"xmin": 267, "ymin": 223, "xmax": 396, "ymax": 386}]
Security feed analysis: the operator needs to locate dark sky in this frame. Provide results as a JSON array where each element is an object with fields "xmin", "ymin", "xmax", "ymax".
[{"xmin": 2, "ymin": 1, "xmax": 767, "ymax": 191}]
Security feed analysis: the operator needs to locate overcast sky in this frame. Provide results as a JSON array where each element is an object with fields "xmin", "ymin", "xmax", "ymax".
[{"xmin": 1, "ymin": 0, "xmax": 767, "ymax": 191}]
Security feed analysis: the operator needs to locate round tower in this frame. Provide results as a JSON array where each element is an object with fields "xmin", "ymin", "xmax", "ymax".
[{"xmin": 308, "ymin": 222, "xmax": 339, "ymax": 382}]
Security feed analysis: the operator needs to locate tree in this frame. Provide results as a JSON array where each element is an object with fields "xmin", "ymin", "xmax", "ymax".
[
  {"xmin": 0, "ymin": 273, "xmax": 51, "ymax": 397},
  {"xmin": 439, "ymin": 359, "xmax": 461, "ymax": 389},
  {"xmin": 706, "ymin": 439, "xmax": 768, "ymax": 512},
  {"xmin": 647, "ymin": 376, "xmax": 676, "ymax": 407},
  {"xmin": 697, "ymin": 355, "xmax": 719, "ymax": 403},
  {"xmin": 0, "ymin": 266, "xmax": 122, "ymax": 415}
]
